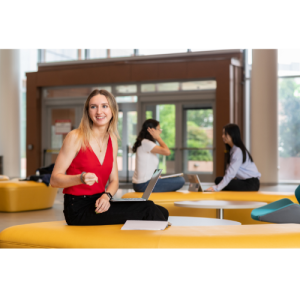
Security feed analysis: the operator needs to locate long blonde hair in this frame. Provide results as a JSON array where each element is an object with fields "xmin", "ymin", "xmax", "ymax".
[{"xmin": 77, "ymin": 89, "xmax": 119, "ymax": 150}]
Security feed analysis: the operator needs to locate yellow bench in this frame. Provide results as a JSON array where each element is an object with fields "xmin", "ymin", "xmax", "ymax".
[
  {"xmin": 0, "ymin": 181, "xmax": 58, "ymax": 212},
  {"xmin": 1, "ymin": 220, "xmax": 300, "ymax": 248},
  {"xmin": 122, "ymin": 191, "xmax": 297, "ymax": 225},
  {"xmin": 0, "ymin": 175, "xmax": 9, "ymax": 181}
]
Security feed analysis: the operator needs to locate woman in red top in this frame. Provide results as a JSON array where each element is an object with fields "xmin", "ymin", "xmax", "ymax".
[{"xmin": 50, "ymin": 89, "xmax": 168, "ymax": 225}]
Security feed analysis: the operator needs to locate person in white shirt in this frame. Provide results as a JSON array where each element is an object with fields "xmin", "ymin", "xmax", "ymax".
[
  {"xmin": 206, "ymin": 123, "xmax": 261, "ymax": 192},
  {"xmin": 132, "ymin": 119, "xmax": 185, "ymax": 192}
]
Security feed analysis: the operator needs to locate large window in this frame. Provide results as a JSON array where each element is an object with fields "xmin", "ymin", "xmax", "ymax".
[
  {"xmin": 278, "ymin": 49, "xmax": 300, "ymax": 76},
  {"xmin": 278, "ymin": 77, "xmax": 300, "ymax": 181},
  {"xmin": 41, "ymin": 49, "xmax": 83, "ymax": 62},
  {"xmin": 38, "ymin": 49, "xmax": 226, "ymax": 63},
  {"xmin": 85, "ymin": 48, "xmax": 135, "ymax": 59},
  {"xmin": 190, "ymin": 48, "xmax": 228, "ymax": 52},
  {"xmin": 245, "ymin": 49, "xmax": 300, "ymax": 181},
  {"xmin": 277, "ymin": 50, "xmax": 300, "ymax": 181},
  {"xmin": 20, "ymin": 50, "xmax": 38, "ymax": 177},
  {"xmin": 138, "ymin": 49, "xmax": 187, "ymax": 56}
]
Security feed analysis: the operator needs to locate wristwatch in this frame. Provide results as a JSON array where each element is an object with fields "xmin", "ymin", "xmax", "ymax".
[
  {"xmin": 80, "ymin": 172, "xmax": 86, "ymax": 184},
  {"xmin": 104, "ymin": 192, "xmax": 112, "ymax": 201}
]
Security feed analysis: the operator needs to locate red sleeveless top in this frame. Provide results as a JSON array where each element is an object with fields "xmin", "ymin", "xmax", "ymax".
[{"xmin": 63, "ymin": 136, "xmax": 113, "ymax": 196}]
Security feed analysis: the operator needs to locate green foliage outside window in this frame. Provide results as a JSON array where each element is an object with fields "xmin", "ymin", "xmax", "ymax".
[
  {"xmin": 279, "ymin": 78, "xmax": 300, "ymax": 157},
  {"xmin": 156, "ymin": 105, "xmax": 213, "ymax": 172},
  {"xmin": 186, "ymin": 109, "xmax": 213, "ymax": 161},
  {"xmin": 157, "ymin": 105, "xmax": 175, "ymax": 161}
]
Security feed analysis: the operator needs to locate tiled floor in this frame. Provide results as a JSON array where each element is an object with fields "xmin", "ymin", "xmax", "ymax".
[{"xmin": 0, "ymin": 183, "xmax": 298, "ymax": 233}]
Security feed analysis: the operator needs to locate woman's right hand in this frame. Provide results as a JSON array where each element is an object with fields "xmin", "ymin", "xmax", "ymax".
[
  {"xmin": 147, "ymin": 127, "xmax": 161, "ymax": 140},
  {"xmin": 83, "ymin": 172, "xmax": 98, "ymax": 186}
]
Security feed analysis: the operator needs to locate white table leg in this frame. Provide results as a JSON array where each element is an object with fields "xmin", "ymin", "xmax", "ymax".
[{"xmin": 217, "ymin": 208, "xmax": 224, "ymax": 219}]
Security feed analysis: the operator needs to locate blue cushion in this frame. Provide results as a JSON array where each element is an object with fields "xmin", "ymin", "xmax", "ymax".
[
  {"xmin": 295, "ymin": 185, "xmax": 300, "ymax": 204},
  {"xmin": 251, "ymin": 198, "xmax": 294, "ymax": 220}
]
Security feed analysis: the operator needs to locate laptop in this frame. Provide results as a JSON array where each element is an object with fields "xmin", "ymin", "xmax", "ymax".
[
  {"xmin": 184, "ymin": 174, "xmax": 204, "ymax": 192},
  {"xmin": 111, "ymin": 169, "xmax": 162, "ymax": 202}
]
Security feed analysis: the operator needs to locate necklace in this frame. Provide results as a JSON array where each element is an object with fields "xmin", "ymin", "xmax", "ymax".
[{"xmin": 94, "ymin": 133, "xmax": 106, "ymax": 153}]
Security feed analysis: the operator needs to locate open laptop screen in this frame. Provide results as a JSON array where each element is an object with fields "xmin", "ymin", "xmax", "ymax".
[{"xmin": 142, "ymin": 169, "xmax": 162, "ymax": 199}]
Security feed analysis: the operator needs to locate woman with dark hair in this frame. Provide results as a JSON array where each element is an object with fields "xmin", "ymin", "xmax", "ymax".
[
  {"xmin": 206, "ymin": 123, "xmax": 261, "ymax": 192},
  {"xmin": 132, "ymin": 119, "xmax": 185, "ymax": 192}
]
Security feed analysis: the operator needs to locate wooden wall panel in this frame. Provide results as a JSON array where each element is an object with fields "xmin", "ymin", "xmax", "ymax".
[
  {"xmin": 215, "ymin": 71, "xmax": 231, "ymax": 177},
  {"xmin": 187, "ymin": 60, "xmax": 223, "ymax": 79},
  {"xmin": 157, "ymin": 62, "xmax": 187, "ymax": 80},
  {"xmin": 131, "ymin": 63, "xmax": 159, "ymax": 81}
]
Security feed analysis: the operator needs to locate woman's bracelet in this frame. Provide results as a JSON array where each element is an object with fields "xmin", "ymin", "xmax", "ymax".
[{"xmin": 80, "ymin": 172, "xmax": 86, "ymax": 184}]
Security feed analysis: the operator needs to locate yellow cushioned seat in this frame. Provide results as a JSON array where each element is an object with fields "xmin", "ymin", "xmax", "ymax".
[
  {"xmin": 1, "ymin": 220, "xmax": 300, "ymax": 248},
  {"xmin": 122, "ymin": 191, "xmax": 298, "ymax": 225},
  {"xmin": 0, "ymin": 181, "xmax": 58, "ymax": 212}
]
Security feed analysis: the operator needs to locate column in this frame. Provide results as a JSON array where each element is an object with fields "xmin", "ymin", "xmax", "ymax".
[
  {"xmin": 0, "ymin": 50, "xmax": 21, "ymax": 177},
  {"xmin": 251, "ymin": 49, "xmax": 278, "ymax": 184}
]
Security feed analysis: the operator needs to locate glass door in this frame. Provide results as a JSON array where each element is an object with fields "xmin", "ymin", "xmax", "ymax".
[
  {"xmin": 142, "ymin": 101, "xmax": 215, "ymax": 181},
  {"xmin": 44, "ymin": 106, "xmax": 81, "ymax": 166},
  {"xmin": 117, "ymin": 103, "xmax": 137, "ymax": 181},
  {"xmin": 182, "ymin": 106, "xmax": 215, "ymax": 182},
  {"xmin": 145, "ymin": 103, "xmax": 176, "ymax": 174}
]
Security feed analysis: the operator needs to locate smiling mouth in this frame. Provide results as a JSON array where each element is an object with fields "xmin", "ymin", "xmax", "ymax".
[{"xmin": 96, "ymin": 116, "xmax": 105, "ymax": 120}]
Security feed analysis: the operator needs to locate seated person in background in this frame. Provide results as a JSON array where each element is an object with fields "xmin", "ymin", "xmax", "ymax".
[
  {"xmin": 132, "ymin": 119, "xmax": 185, "ymax": 193},
  {"xmin": 206, "ymin": 123, "xmax": 261, "ymax": 192}
]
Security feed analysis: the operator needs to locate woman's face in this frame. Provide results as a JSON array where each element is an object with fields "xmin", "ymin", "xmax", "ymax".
[
  {"xmin": 222, "ymin": 129, "xmax": 233, "ymax": 145},
  {"xmin": 88, "ymin": 94, "xmax": 113, "ymax": 127}
]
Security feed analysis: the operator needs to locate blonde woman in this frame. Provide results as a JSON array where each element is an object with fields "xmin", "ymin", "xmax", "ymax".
[{"xmin": 50, "ymin": 89, "xmax": 168, "ymax": 225}]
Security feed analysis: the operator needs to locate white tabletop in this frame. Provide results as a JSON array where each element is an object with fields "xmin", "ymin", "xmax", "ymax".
[
  {"xmin": 168, "ymin": 216, "xmax": 241, "ymax": 226},
  {"xmin": 174, "ymin": 200, "xmax": 268, "ymax": 209}
]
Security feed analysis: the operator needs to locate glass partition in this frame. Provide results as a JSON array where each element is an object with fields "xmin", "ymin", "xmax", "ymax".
[
  {"xmin": 117, "ymin": 111, "xmax": 123, "ymax": 172},
  {"xmin": 190, "ymin": 48, "xmax": 224, "ymax": 52},
  {"xmin": 39, "ymin": 49, "xmax": 238, "ymax": 64},
  {"xmin": 44, "ymin": 49, "xmax": 79, "ymax": 62},
  {"xmin": 117, "ymin": 108, "xmax": 137, "ymax": 180},
  {"xmin": 115, "ymin": 96, "xmax": 137, "ymax": 103},
  {"xmin": 157, "ymin": 82, "xmax": 180, "ymax": 92},
  {"xmin": 138, "ymin": 49, "xmax": 187, "ymax": 56},
  {"xmin": 110, "ymin": 49, "xmax": 134, "ymax": 58},
  {"xmin": 20, "ymin": 49, "xmax": 38, "ymax": 177},
  {"xmin": 181, "ymin": 80, "xmax": 217, "ymax": 90},
  {"xmin": 278, "ymin": 49, "xmax": 300, "ymax": 76},
  {"xmin": 145, "ymin": 104, "xmax": 176, "ymax": 174},
  {"xmin": 183, "ymin": 108, "xmax": 214, "ymax": 174},
  {"xmin": 115, "ymin": 85, "xmax": 137, "ymax": 93},
  {"xmin": 278, "ymin": 77, "xmax": 300, "ymax": 180},
  {"xmin": 89, "ymin": 49, "xmax": 107, "ymax": 59},
  {"xmin": 141, "ymin": 80, "xmax": 216, "ymax": 93}
]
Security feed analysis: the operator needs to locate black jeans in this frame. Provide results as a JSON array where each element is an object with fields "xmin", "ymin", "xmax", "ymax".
[
  {"xmin": 63, "ymin": 193, "xmax": 169, "ymax": 226},
  {"xmin": 214, "ymin": 177, "xmax": 260, "ymax": 191}
]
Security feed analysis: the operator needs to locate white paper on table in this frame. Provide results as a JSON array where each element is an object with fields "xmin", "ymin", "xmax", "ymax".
[{"xmin": 121, "ymin": 220, "xmax": 169, "ymax": 230}]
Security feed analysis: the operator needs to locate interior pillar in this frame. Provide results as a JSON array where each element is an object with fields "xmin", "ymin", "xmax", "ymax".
[
  {"xmin": 251, "ymin": 49, "xmax": 278, "ymax": 184},
  {"xmin": 0, "ymin": 49, "xmax": 21, "ymax": 177}
]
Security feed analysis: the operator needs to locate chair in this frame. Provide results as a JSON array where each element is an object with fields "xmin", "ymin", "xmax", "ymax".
[{"xmin": 251, "ymin": 185, "xmax": 300, "ymax": 223}]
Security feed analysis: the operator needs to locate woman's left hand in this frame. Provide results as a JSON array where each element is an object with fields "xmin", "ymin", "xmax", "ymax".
[
  {"xmin": 95, "ymin": 194, "xmax": 111, "ymax": 213},
  {"xmin": 205, "ymin": 187, "xmax": 215, "ymax": 192}
]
